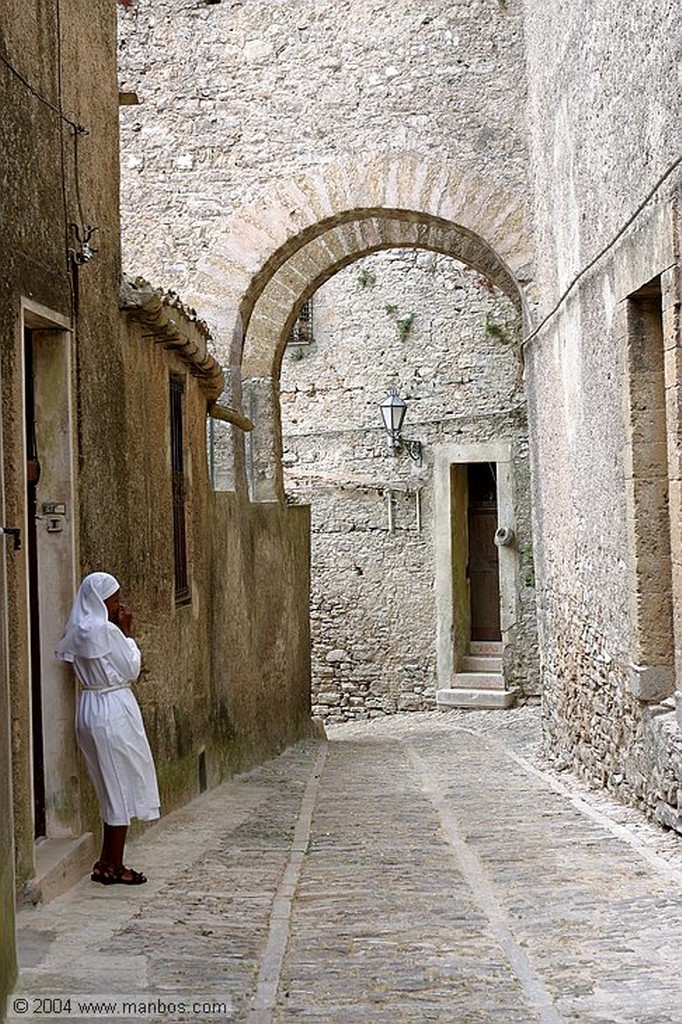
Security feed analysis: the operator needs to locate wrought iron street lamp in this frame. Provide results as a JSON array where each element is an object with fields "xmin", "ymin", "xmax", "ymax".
[{"xmin": 379, "ymin": 388, "xmax": 422, "ymax": 463}]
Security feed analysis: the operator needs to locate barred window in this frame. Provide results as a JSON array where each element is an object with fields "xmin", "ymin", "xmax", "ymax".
[
  {"xmin": 169, "ymin": 375, "xmax": 190, "ymax": 605},
  {"xmin": 288, "ymin": 298, "xmax": 313, "ymax": 345}
]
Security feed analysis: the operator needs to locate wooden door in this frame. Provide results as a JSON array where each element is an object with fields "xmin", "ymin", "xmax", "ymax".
[{"xmin": 468, "ymin": 464, "xmax": 501, "ymax": 642}]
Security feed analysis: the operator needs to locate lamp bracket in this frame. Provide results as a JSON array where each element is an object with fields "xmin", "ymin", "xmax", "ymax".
[{"xmin": 401, "ymin": 437, "xmax": 423, "ymax": 464}]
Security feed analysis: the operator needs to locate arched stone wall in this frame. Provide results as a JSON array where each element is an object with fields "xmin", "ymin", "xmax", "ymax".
[
  {"xmin": 189, "ymin": 153, "xmax": 534, "ymax": 352},
  {"xmin": 212, "ymin": 157, "xmax": 534, "ymax": 499},
  {"xmin": 244, "ymin": 211, "xmax": 526, "ymax": 381}
]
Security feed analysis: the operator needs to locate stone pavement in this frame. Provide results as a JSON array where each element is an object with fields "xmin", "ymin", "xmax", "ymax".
[{"xmin": 10, "ymin": 708, "xmax": 682, "ymax": 1024}]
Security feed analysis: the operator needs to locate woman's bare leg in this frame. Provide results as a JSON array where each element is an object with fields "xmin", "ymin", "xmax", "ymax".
[
  {"xmin": 93, "ymin": 823, "xmax": 146, "ymax": 883},
  {"xmin": 99, "ymin": 823, "xmax": 127, "ymax": 869}
]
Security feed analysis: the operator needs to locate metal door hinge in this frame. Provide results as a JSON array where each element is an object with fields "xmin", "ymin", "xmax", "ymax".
[{"xmin": 0, "ymin": 527, "xmax": 21, "ymax": 550}]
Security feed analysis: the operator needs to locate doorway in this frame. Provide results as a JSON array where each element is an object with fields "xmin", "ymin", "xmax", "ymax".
[
  {"xmin": 434, "ymin": 441, "xmax": 517, "ymax": 689},
  {"xmin": 21, "ymin": 304, "xmax": 79, "ymax": 842},
  {"xmin": 24, "ymin": 327, "xmax": 46, "ymax": 838},
  {"xmin": 467, "ymin": 463, "xmax": 501, "ymax": 643},
  {"xmin": 623, "ymin": 277, "xmax": 675, "ymax": 699}
]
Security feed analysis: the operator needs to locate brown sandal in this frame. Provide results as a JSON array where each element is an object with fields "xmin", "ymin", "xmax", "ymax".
[
  {"xmin": 91, "ymin": 861, "xmax": 117, "ymax": 885},
  {"xmin": 91, "ymin": 861, "xmax": 147, "ymax": 885},
  {"xmin": 116, "ymin": 866, "xmax": 147, "ymax": 885}
]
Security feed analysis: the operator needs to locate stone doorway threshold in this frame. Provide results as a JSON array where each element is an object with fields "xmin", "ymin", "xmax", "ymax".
[{"xmin": 22, "ymin": 833, "xmax": 95, "ymax": 906}]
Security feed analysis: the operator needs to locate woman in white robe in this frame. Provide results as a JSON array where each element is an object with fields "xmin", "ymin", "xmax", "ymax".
[{"xmin": 56, "ymin": 572, "xmax": 160, "ymax": 885}]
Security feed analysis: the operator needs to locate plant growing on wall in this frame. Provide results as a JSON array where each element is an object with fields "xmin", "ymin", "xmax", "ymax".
[
  {"xmin": 397, "ymin": 312, "xmax": 416, "ymax": 342},
  {"xmin": 384, "ymin": 303, "xmax": 416, "ymax": 342},
  {"xmin": 484, "ymin": 314, "xmax": 523, "ymax": 353},
  {"xmin": 484, "ymin": 313, "xmax": 524, "ymax": 392},
  {"xmin": 484, "ymin": 313, "xmax": 510, "ymax": 343},
  {"xmin": 358, "ymin": 268, "xmax": 376, "ymax": 289}
]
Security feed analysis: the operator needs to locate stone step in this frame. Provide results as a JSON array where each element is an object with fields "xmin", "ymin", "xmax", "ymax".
[
  {"xmin": 461, "ymin": 655, "xmax": 502, "ymax": 673},
  {"xmin": 452, "ymin": 671, "xmax": 505, "ymax": 690},
  {"xmin": 22, "ymin": 832, "xmax": 95, "ymax": 905},
  {"xmin": 470, "ymin": 640, "xmax": 503, "ymax": 656},
  {"xmin": 436, "ymin": 687, "xmax": 519, "ymax": 710}
]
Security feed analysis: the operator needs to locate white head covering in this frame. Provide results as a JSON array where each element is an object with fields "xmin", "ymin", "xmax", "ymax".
[{"xmin": 55, "ymin": 572, "xmax": 120, "ymax": 662}]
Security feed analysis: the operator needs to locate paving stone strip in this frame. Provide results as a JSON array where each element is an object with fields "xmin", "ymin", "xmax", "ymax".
[
  {"xmin": 405, "ymin": 725, "xmax": 682, "ymax": 1024},
  {"xmin": 247, "ymin": 744, "xmax": 328, "ymax": 1023},
  {"xmin": 407, "ymin": 745, "xmax": 565, "ymax": 1024}
]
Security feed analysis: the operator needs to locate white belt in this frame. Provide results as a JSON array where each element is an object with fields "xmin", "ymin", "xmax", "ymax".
[{"xmin": 82, "ymin": 682, "xmax": 132, "ymax": 694}]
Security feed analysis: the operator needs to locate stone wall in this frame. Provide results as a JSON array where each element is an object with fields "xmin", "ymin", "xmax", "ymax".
[
  {"xmin": 0, "ymin": 2, "xmax": 121, "ymax": 1007},
  {"xmin": 117, "ymin": 0, "xmax": 532, "ymax": 341},
  {"xmin": 521, "ymin": 0, "xmax": 682, "ymax": 828},
  {"xmin": 210, "ymin": 494, "xmax": 312, "ymax": 769},
  {"xmin": 280, "ymin": 248, "xmax": 538, "ymax": 720},
  {"xmin": 0, "ymin": 409, "xmax": 15, "ymax": 1024}
]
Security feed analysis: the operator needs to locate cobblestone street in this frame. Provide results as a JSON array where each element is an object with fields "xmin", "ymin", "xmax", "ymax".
[{"xmin": 11, "ymin": 708, "xmax": 682, "ymax": 1023}]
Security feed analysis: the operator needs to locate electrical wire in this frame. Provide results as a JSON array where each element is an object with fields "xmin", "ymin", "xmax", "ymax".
[
  {"xmin": 0, "ymin": 48, "xmax": 85, "ymax": 134},
  {"xmin": 521, "ymin": 151, "xmax": 682, "ymax": 350},
  {"xmin": 1, "ymin": 0, "xmax": 91, "ymax": 324},
  {"xmin": 54, "ymin": 0, "xmax": 77, "ymax": 324}
]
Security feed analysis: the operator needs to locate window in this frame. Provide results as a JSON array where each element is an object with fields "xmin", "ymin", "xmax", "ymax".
[
  {"xmin": 169, "ymin": 375, "xmax": 190, "ymax": 604},
  {"xmin": 288, "ymin": 298, "xmax": 313, "ymax": 346},
  {"xmin": 624, "ymin": 277, "xmax": 674, "ymax": 700}
]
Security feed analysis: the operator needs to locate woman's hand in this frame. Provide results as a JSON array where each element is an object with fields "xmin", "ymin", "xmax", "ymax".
[{"xmin": 117, "ymin": 603, "xmax": 133, "ymax": 637}]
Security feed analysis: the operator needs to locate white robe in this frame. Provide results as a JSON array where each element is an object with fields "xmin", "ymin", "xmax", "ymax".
[{"xmin": 73, "ymin": 622, "xmax": 160, "ymax": 826}]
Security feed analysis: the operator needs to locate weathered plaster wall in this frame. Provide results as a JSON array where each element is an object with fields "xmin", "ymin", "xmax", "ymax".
[
  {"xmin": 0, "ymin": 0, "xmax": 122, "ymax": 977},
  {"xmin": 280, "ymin": 248, "xmax": 538, "ymax": 719},
  {"xmin": 0, "ymin": 405, "xmax": 15, "ymax": 1024},
  {"xmin": 210, "ymin": 495, "xmax": 312, "ymax": 771},
  {"xmin": 522, "ymin": 0, "xmax": 682, "ymax": 826},
  {"xmin": 0, "ymin": 0, "xmax": 122, "ymax": 1006},
  {"xmin": 108, "ymin": 309, "xmax": 312, "ymax": 817},
  {"xmin": 523, "ymin": 0, "xmax": 681, "ymax": 303}
]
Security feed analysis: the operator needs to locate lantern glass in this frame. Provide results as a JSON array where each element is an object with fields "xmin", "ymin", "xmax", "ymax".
[{"xmin": 380, "ymin": 391, "xmax": 407, "ymax": 437}]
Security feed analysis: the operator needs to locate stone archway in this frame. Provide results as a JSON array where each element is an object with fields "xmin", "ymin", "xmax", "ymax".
[
  {"xmin": 242, "ymin": 211, "xmax": 530, "ymax": 500},
  {"xmin": 194, "ymin": 153, "xmax": 534, "ymax": 498},
  {"xmin": 201, "ymin": 153, "xmax": 538, "ymax": 709},
  {"xmin": 241, "ymin": 213, "xmax": 531, "ymax": 498},
  {"xmin": 189, "ymin": 152, "xmax": 534, "ymax": 350}
]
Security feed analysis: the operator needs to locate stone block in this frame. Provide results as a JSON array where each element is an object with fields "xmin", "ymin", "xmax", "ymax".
[
  {"xmin": 630, "ymin": 664, "xmax": 675, "ymax": 702},
  {"xmin": 436, "ymin": 687, "xmax": 519, "ymax": 710},
  {"xmin": 655, "ymin": 800, "xmax": 682, "ymax": 834},
  {"xmin": 326, "ymin": 649, "xmax": 349, "ymax": 664}
]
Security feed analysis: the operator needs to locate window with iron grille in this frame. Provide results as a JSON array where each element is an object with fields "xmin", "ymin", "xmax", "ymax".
[
  {"xmin": 288, "ymin": 298, "xmax": 313, "ymax": 345},
  {"xmin": 169, "ymin": 375, "xmax": 190, "ymax": 605}
]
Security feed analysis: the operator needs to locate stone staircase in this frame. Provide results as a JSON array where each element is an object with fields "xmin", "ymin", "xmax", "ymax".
[{"xmin": 436, "ymin": 641, "xmax": 519, "ymax": 710}]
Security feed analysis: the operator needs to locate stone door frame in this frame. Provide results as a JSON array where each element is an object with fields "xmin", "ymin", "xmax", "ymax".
[
  {"xmin": 20, "ymin": 298, "xmax": 79, "ymax": 841},
  {"xmin": 434, "ymin": 440, "xmax": 517, "ymax": 689}
]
